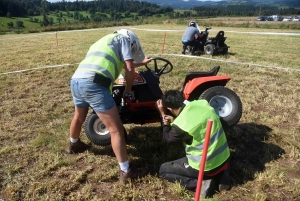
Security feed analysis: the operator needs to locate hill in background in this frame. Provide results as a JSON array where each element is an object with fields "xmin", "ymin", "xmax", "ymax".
[{"xmin": 141, "ymin": 0, "xmax": 300, "ymax": 9}]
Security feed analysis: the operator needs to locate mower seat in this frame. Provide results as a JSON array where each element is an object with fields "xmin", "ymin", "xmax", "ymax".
[
  {"xmin": 182, "ymin": 66, "xmax": 220, "ymax": 88},
  {"xmin": 215, "ymin": 31, "xmax": 225, "ymax": 41}
]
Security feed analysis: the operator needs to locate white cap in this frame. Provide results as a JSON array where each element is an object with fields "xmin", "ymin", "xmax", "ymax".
[{"xmin": 115, "ymin": 29, "xmax": 145, "ymax": 63}]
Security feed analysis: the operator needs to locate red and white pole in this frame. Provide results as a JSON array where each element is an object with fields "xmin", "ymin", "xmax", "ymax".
[{"xmin": 194, "ymin": 119, "xmax": 213, "ymax": 201}]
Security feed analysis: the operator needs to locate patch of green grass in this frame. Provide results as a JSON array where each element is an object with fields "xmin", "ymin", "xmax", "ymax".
[
  {"xmin": 0, "ymin": 16, "xmax": 41, "ymax": 31},
  {"xmin": 0, "ymin": 24, "xmax": 300, "ymax": 200},
  {"xmin": 1, "ymin": 16, "xmax": 299, "ymax": 35}
]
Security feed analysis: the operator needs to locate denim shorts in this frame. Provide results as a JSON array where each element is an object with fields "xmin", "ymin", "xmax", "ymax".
[{"xmin": 70, "ymin": 78, "xmax": 115, "ymax": 113}]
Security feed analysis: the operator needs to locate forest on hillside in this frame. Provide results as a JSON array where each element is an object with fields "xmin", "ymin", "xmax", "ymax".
[
  {"xmin": 0, "ymin": 0, "xmax": 300, "ymax": 17},
  {"xmin": 0, "ymin": 0, "xmax": 172, "ymax": 18},
  {"xmin": 1, "ymin": 0, "xmax": 299, "ymax": 18},
  {"xmin": 193, "ymin": 5, "xmax": 299, "ymax": 17},
  {"xmin": 142, "ymin": 0, "xmax": 300, "ymax": 9},
  {"xmin": 0, "ymin": 0, "xmax": 299, "ymax": 29}
]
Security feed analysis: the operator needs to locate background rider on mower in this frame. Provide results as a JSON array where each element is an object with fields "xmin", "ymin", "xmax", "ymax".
[{"xmin": 182, "ymin": 21, "xmax": 203, "ymax": 55}]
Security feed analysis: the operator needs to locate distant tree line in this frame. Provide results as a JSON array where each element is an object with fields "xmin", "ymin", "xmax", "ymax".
[
  {"xmin": 1, "ymin": 0, "xmax": 299, "ymax": 29},
  {"xmin": 0, "ymin": 0, "xmax": 176, "ymax": 27},
  {"xmin": 0, "ymin": 0, "xmax": 172, "ymax": 18},
  {"xmin": 1, "ymin": 0, "xmax": 299, "ymax": 19},
  {"xmin": 191, "ymin": 5, "xmax": 300, "ymax": 17}
]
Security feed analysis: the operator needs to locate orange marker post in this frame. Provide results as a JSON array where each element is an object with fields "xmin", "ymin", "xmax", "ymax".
[
  {"xmin": 56, "ymin": 31, "xmax": 58, "ymax": 46},
  {"xmin": 162, "ymin": 32, "xmax": 166, "ymax": 54},
  {"xmin": 194, "ymin": 119, "xmax": 213, "ymax": 201}
]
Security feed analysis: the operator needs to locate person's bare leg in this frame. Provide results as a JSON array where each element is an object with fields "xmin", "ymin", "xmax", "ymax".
[
  {"xmin": 98, "ymin": 105, "xmax": 149, "ymax": 183},
  {"xmin": 97, "ymin": 105, "xmax": 128, "ymax": 163},
  {"xmin": 67, "ymin": 107, "xmax": 90, "ymax": 154},
  {"xmin": 70, "ymin": 107, "xmax": 89, "ymax": 139}
]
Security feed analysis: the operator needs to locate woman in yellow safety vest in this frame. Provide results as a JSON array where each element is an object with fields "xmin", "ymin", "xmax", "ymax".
[{"xmin": 68, "ymin": 29, "xmax": 152, "ymax": 183}]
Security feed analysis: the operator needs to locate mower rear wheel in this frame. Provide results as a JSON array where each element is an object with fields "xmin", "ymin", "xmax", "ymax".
[
  {"xmin": 204, "ymin": 44, "xmax": 215, "ymax": 55},
  {"xmin": 84, "ymin": 113, "xmax": 127, "ymax": 146},
  {"xmin": 199, "ymin": 86, "xmax": 242, "ymax": 128},
  {"xmin": 186, "ymin": 46, "xmax": 191, "ymax": 53},
  {"xmin": 222, "ymin": 44, "xmax": 228, "ymax": 54}
]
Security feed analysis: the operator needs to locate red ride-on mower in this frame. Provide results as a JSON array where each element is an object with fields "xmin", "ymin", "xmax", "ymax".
[{"xmin": 84, "ymin": 57, "xmax": 242, "ymax": 146}]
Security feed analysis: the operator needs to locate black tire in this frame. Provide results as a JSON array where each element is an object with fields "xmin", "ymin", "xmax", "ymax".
[
  {"xmin": 222, "ymin": 44, "xmax": 228, "ymax": 54},
  {"xmin": 204, "ymin": 44, "xmax": 215, "ymax": 55},
  {"xmin": 84, "ymin": 113, "xmax": 127, "ymax": 146},
  {"xmin": 186, "ymin": 45, "xmax": 191, "ymax": 53},
  {"xmin": 199, "ymin": 86, "xmax": 242, "ymax": 128}
]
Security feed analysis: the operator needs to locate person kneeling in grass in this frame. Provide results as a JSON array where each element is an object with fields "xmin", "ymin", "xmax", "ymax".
[{"xmin": 156, "ymin": 90, "xmax": 231, "ymax": 197}]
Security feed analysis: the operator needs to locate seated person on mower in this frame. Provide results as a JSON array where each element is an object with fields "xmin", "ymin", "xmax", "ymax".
[
  {"xmin": 156, "ymin": 90, "xmax": 231, "ymax": 196},
  {"xmin": 182, "ymin": 21, "xmax": 202, "ymax": 55}
]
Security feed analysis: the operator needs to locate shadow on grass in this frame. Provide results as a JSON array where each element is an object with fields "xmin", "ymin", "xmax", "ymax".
[
  {"xmin": 191, "ymin": 50, "xmax": 236, "ymax": 57},
  {"xmin": 89, "ymin": 145, "xmax": 116, "ymax": 157},
  {"xmin": 124, "ymin": 122, "xmax": 285, "ymax": 186},
  {"xmin": 125, "ymin": 125, "xmax": 186, "ymax": 175},
  {"xmin": 226, "ymin": 122, "xmax": 285, "ymax": 186},
  {"xmin": 225, "ymin": 52, "xmax": 236, "ymax": 56}
]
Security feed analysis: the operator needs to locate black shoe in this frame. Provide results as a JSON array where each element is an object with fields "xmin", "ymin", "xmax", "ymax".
[
  {"xmin": 66, "ymin": 139, "xmax": 91, "ymax": 154},
  {"xmin": 218, "ymin": 169, "xmax": 231, "ymax": 191},
  {"xmin": 119, "ymin": 165, "xmax": 149, "ymax": 184}
]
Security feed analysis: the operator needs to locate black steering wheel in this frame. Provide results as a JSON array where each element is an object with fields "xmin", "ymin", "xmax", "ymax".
[{"xmin": 145, "ymin": 57, "xmax": 173, "ymax": 76}]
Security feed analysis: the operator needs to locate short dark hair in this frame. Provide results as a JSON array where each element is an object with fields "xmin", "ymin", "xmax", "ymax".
[{"xmin": 161, "ymin": 90, "xmax": 184, "ymax": 109}]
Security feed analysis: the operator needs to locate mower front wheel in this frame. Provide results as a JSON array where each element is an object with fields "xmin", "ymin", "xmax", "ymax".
[
  {"xmin": 204, "ymin": 44, "xmax": 215, "ymax": 55},
  {"xmin": 84, "ymin": 113, "xmax": 127, "ymax": 146},
  {"xmin": 199, "ymin": 86, "xmax": 242, "ymax": 128}
]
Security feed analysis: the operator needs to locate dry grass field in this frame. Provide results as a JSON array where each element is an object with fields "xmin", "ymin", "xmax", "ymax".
[{"xmin": 0, "ymin": 23, "xmax": 300, "ymax": 201}]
